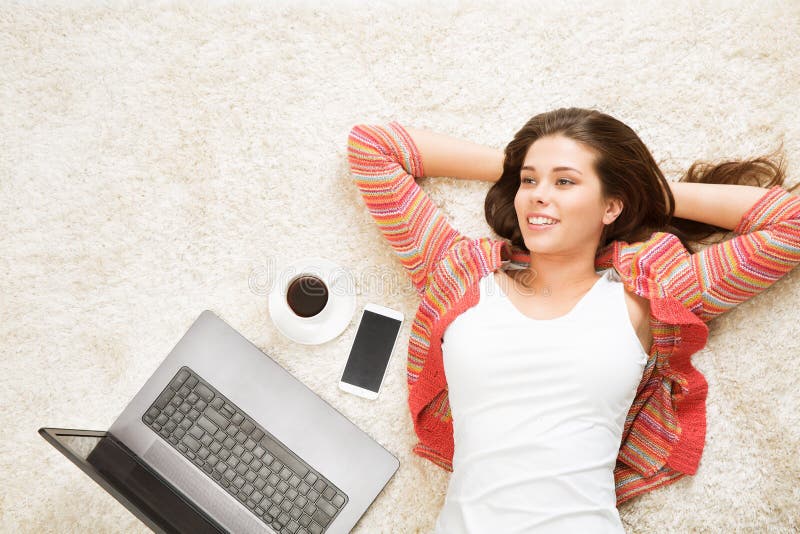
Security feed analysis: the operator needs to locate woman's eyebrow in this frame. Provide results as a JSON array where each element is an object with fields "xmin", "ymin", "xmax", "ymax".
[{"xmin": 520, "ymin": 165, "xmax": 582, "ymax": 175}]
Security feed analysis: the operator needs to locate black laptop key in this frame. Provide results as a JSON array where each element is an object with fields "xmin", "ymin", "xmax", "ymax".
[
  {"xmin": 154, "ymin": 388, "xmax": 175, "ymax": 410},
  {"xmin": 142, "ymin": 366, "xmax": 348, "ymax": 532},
  {"xmin": 317, "ymin": 497, "xmax": 337, "ymax": 518},
  {"xmin": 192, "ymin": 382, "xmax": 214, "ymax": 401},
  {"xmin": 172, "ymin": 368, "xmax": 190, "ymax": 388},
  {"xmin": 312, "ymin": 508, "xmax": 332, "ymax": 527},
  {"xmin": 182, "ymin": 435, "xmax": 201, "ymax": 452},
  {"xmin": 259, "ymin": 434, "xmax": 309, "ymax": 478},
  {"xmin": 197, "ymin": 415, "xmax": 218, "ymax": 435},
  {"xmin": 205, "ymin": 407, "xmax": 230, "ymax": 430},
  {"xmin": 241, "ymin": 420, "xmax": 255, "ymax": 434}
]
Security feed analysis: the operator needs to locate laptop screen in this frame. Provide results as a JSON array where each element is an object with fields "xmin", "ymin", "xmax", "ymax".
[{"xmin": 39, "ymin": 428, "xmax": 224, "ymax": 534}]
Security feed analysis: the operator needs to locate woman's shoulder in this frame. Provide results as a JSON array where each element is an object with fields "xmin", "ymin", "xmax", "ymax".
[
  {"xmin": 614, "ymin": 230, "xmax": 686, "ymax": 255},
  {"xmin": 610, "ymin": 231, "xmax": 690, "ymax": 271}
]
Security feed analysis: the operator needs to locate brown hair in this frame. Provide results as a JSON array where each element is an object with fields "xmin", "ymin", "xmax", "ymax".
[{"xmin": 485, "ymin": 107, "xmax": 797, "ymax": 254}]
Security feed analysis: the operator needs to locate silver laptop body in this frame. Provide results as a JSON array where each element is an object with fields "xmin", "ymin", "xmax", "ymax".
[{"xmin": 108, "ymin": 310, "xmax": 399, "ymax": 533}]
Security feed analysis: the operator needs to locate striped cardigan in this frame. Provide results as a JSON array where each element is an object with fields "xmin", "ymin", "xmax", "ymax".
[{"xmin": 346, "ymin": 121, "xmax": 800, "ymax": 506}]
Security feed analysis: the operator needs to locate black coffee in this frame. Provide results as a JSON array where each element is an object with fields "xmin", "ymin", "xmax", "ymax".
[{"xmin": 286, "ymin": 275, "xmax": 329, "ymax": 318}]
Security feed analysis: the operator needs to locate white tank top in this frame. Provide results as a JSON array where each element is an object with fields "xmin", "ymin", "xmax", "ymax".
[{"xmin": 435, "ymin": 267, "xmax": 647, "ymax": 534}]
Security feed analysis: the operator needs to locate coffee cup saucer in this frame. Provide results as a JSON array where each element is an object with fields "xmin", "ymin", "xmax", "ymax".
[{"xmin": 268, "ymin": 257, "xmax": 357, "ymax": 345}]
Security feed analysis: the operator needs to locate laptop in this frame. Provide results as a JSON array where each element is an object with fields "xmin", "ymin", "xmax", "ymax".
[{"xmin": 39, "ymin": 310, "xmax": 400, "ymax": 533}]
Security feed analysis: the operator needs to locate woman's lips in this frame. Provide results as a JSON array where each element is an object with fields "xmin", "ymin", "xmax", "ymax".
[{"xmin": 526, "ymin": 221, "xmax": 559, "ymax": 231}]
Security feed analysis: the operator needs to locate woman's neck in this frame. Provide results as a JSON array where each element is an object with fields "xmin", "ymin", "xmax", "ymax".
[{"xmin": 510, "ymin": 252, "xmax": 600, "ymax": 296}]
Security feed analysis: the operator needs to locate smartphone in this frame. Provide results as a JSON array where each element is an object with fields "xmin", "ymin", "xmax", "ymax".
[{"xmin": 338, "ymin": 303, "xmax": 405, "ymax": 400}]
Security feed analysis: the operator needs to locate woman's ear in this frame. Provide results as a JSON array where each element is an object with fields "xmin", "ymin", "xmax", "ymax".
[{"xmin": 603, "ymin": 197, "xmax": 623, "ymax": 225}]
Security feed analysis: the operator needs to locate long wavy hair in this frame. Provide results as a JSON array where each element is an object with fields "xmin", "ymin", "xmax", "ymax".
[{"xmin": 485, "ymin": 107, "xmax": 797, "ymax": 254}]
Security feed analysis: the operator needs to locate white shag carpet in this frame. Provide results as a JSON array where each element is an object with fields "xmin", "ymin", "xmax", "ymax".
[{"xmin": 2, "ymin": 1, "xmax": 799, "ymax": 532}]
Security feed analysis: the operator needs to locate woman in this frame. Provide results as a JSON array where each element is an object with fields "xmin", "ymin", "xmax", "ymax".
[{"xmin": 346, "ymin": 108, "xmax": 800, "ymax": 533}]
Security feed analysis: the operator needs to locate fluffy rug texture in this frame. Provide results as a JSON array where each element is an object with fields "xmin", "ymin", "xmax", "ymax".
[{"xmin": 2, "ymin": 0, "xmax": 800, "ymax": 532}]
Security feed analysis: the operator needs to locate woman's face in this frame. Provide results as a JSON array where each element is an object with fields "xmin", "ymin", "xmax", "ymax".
[{"xmin": 514, "ymin": 134, "xmax": 622, "ymax": 255}]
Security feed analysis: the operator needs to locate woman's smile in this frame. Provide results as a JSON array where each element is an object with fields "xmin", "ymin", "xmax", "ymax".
[{"xmin": 525, "ymin": 219, "xmax": 560, "ymax": 231}]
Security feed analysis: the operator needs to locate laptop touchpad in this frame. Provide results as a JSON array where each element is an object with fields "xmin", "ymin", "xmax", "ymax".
[{"xmin": 143, "ymin": 440, "xmax": 270, "ymax": 534}]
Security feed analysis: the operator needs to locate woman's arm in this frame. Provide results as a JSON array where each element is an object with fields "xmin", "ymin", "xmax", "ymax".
[
  {"xmin": 673, "ymin": 184, "xmax": 800, "ymax": 322},
  {"xmin": 347, "ymin": 122, "xmax": 473, "ymax": 294},
  {"xmin": 402, "ymin": 126, "xmax": 504, "ymax": 182},
  {"xmin": 669, "ymin": 181, "xmax": 772, "ymax": 230}
]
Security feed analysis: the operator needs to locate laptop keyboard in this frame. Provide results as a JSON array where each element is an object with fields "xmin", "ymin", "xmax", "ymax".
[{"xmin": 142, "ymin": 366, "xmax": 348, "ymax": 534}]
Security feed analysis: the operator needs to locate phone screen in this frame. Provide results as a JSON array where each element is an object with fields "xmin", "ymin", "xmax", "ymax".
[{"xmin": 341, "ymin": 310, "xmax": 403, "ymax": 393}]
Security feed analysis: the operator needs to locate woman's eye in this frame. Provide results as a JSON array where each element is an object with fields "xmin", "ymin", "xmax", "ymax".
[{"xmin": 520, "ymin": 177, "xmax": 573, "ymax": 185}]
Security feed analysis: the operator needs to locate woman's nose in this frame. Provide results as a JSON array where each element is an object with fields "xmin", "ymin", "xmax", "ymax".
[{"xmin": 532, "ymin": 183, "xmax": 552, "ymax": 204}]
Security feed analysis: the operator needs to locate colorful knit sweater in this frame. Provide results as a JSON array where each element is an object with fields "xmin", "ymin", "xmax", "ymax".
[{"xmin": 346, "ymin": 121, "xmax": 800, "ymax": 506}]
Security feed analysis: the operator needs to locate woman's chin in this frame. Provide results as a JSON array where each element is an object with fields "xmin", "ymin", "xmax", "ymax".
[{"xmin": 523, "ymin": 234, "xmax": 556, "ymax": 250}]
